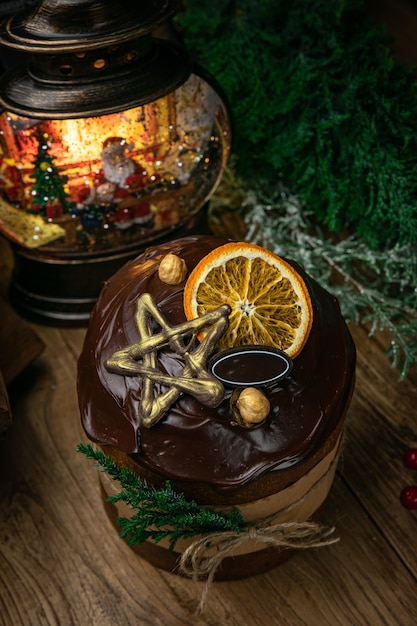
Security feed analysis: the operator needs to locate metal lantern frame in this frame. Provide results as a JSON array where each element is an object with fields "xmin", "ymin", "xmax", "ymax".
[{"xmin": 0, "ymin": 0, "xmax": 230, "ymax": 325}]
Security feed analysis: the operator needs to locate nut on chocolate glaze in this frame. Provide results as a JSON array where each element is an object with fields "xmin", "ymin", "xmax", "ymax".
[{"xmin": 77, "ymin": 235, "xmax": 356, "ymax": 503}]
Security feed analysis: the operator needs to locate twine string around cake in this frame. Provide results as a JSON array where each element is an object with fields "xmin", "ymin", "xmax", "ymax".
[
  {"xmin": 178, "ymin": 439, "xmax": 343, "ymax": 614},
  {"xmin": 179, "ymin": 519, "xmax": 338, "ymax": 614}
]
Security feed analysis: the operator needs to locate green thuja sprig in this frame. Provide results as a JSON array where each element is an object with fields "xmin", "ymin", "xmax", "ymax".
[
  {"xmin": 177, "ymin": 0, "xmax": 417, "ymax": 250},
  {"xmin": 77, "ymin": 443, "xmax": 244, "ymax": 549},
  {"xmin": 239, "ymin": 180, "xmax": 417, "ymax": 381}
]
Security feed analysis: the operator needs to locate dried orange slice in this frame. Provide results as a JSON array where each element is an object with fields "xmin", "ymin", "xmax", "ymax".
[{"xmin": 183, "ymin": 241, "xmax": 313, "ymax": 358}]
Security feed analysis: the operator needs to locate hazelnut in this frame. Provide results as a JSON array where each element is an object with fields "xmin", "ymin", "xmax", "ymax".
[
  {"xmin": 231, "ymin": 387, "xmax": 270, "ymax": 427},
  {"xmin": 158, "ymin": 253, "xmax": 188, "ymax": 285}
]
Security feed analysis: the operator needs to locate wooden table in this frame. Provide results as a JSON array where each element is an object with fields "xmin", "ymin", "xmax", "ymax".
[
  {"xmin": 1, "ymin": 4, "xmax": 417, "ymax": 624},
  {"xmin": 0, "ymin": 226, "xmax": 416, "ymax": 626}
]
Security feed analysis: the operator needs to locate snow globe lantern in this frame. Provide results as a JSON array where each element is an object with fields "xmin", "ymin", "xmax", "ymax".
[{"xmin": 0, "ymin": 0, "xmax": 231, "ymax": 324}]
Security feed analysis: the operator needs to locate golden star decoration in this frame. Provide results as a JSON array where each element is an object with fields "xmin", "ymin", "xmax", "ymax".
[{"xmin": 105, "ymin": 293, "xmax": 231, "ymax": 427}]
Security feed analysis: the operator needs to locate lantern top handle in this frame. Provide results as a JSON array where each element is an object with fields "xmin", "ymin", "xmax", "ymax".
[
  {"xmin": 0, "ymin": 0, "xmax": 181, "ymax": 52},
  {"xmin": 0, "ymin": 0, "xmax": 191, "ymax": 118}
]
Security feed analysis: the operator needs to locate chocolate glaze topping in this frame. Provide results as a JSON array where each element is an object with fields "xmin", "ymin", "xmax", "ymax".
[{"xmin": 78, "ymin": 236, "xmax": 356, "ymax": 492}]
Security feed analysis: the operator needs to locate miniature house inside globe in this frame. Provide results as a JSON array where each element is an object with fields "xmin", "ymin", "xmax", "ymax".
[{"xmin": 0, "ymin": 0, "xmax": 231, "ymax": 324}]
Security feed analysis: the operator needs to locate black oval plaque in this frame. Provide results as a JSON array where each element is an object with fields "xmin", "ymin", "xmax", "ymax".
[{"xmin": 209, "ymin": 345, "xmax": 293, "ymax": 388}]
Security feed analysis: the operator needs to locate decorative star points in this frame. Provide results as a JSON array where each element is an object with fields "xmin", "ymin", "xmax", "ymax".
[{"xmin": 105, "ymin": 293, "xmax": 230, "ymax": 427}]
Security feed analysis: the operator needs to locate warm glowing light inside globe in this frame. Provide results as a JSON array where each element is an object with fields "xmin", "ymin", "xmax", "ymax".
[{"xmin": 0, "ymin": 74, "xmax": 230, "ymax": 252}]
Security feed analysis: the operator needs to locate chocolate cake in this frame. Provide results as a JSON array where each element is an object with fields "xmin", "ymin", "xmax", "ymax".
[{"xmin": 78, "ymin": 235, "xmax": 356, "ymax": 579}]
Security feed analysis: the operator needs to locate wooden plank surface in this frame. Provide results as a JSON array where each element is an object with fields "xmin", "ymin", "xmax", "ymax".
[
  {"xmin": 0, "ymin": 298, "xmax": 45, "ymax": 386},
  {"xmin": 0, "ymin": 293, "xmax": 44, "ymax": 439},
  {"xmin": 0, "ymin": 317, "xmax": 416, "ymax": 625},
  {"xmin": 1, "ymin": 4, "xmax": 417, "ymax": 624}
]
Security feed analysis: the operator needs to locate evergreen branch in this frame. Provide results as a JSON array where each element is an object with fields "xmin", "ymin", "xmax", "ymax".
[
  {"xmin": 237, "ymin": 178, "xmax": 417, "ymax": 380},
  {"xmin": 77, "ymin": 443, "xmax": 244, "ymax": 549},
  {"xmin": 177, "ymin": 0, "xmax": 417, "ymax": 250},
  {"xmin": 178, "ymin": 0, "xmax": 417, "ymax": 377}
]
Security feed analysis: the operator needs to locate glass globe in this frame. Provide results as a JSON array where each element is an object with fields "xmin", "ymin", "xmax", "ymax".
[{"xmin": 0, "ymin": 72, "xmax": 231, "ymax": 255}]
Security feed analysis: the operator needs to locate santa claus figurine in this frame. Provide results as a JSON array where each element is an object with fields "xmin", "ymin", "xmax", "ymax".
[
  {"xmin": 100, "ymin": 136, "xmax": 148, "ymax": 190},
  {"xmin": 98, "ymin": 137, "xmax": 153, "ymax": 230},
  {"xmin": 70, "ymin": 138, "xmax": 154, "ymax": 230}
]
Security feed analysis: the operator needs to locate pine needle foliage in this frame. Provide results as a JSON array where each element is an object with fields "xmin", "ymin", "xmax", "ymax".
[
  {"xmin": 240, "ymin": 179, "xmax": 417, "ymax": 380},
  {"xmin": 77, "ymin": 443, "xmax": 244, "ymax": 549},
  {"xmin": 177, "ymin": 0, "xmax": 417, "ymax": 249}
]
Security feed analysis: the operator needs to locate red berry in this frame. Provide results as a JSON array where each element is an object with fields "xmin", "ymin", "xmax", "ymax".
[
  {"xmin": 400, "ymin": 486, "xmax": 417, "ymax": 509},
  {"xmin": 404, "ymin": 448, "xmax": 417, "ymax": 470}
]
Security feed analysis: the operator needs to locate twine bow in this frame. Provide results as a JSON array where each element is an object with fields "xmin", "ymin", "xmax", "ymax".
[
  {"xmin": 179, "ymin": 517, "xmax": 339, "ymax": 614},
  {"xmin": 178, "ymin": 438, "xmax": 345, "ymax": 614}
]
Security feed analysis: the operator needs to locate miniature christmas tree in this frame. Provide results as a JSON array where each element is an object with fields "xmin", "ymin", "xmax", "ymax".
[{"xmin": 28, "ymin": 129, "xmax": 70, "ymax": 219}]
